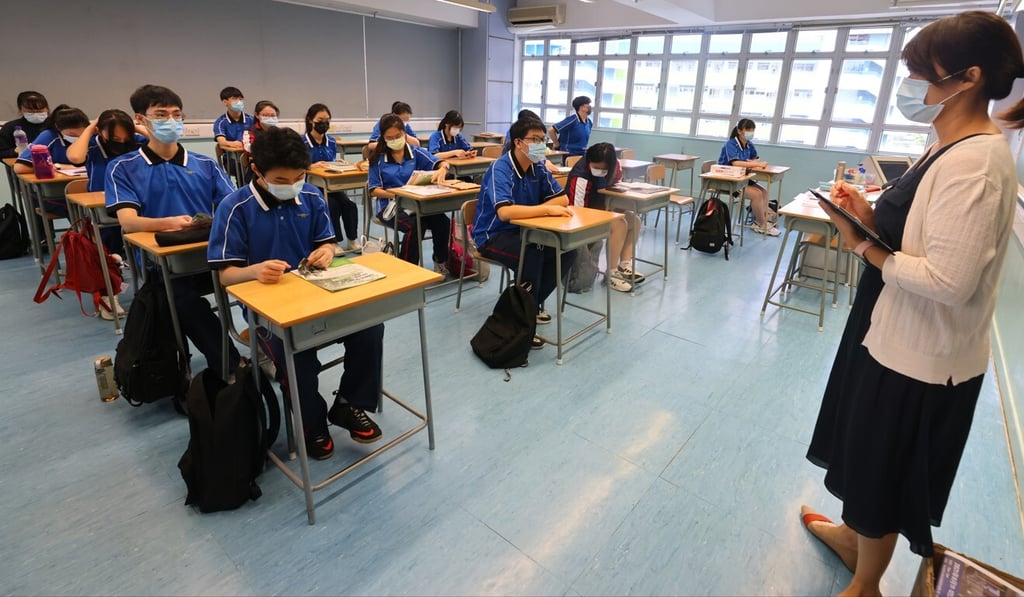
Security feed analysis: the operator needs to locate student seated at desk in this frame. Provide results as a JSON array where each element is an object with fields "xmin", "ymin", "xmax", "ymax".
[
  {"xmin": 504, "ymin": 109, "xmax": 539, "ymax": 147},
  {"xmin": 213, "ymin": 86, "xmax": 253, "ymax": 152},
  {"xmin": 718, "ymin": 118, "xmax": 779, "ymax": 237},
  {"xmin": 364, "ymin": 101, "xmax": 420, "ymax": 158},
  {"xmin": 428, "ymin": 110, "xmax": 475, "ymax": 160},
  {"xmin": 106, "ymin": 84, "xmax": 240, "ymax": 380},
  {"xmin": 240, "ymin": 100, "xmax": 280, "ymax": 184},
  {"xmin": 473, "ymin": 117, "xmax": 574, "ymax": 345},
  {"xmin": 208, "ymin": 127, "xmax": 384, "ymax": 459},
  {"xmin": 303, "ymin": 103, "xmax": 361, "ymax": 255},
  {"xmin": 14, "ymin": 105, "xmax": 90, "ymax": 216},
  {"xmin": 367, "ymin": 113, "xmax": 452, "ymax": 273},
  {"xmin": 566, "ymin": 142, "xmax": 642, "ymax": 293},
  {"xmin": 0, "ymin": 91, "xmax": 50, "ymax": 159}
]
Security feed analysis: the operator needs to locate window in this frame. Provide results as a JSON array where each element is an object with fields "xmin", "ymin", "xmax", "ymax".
[
  {"xmin": 708, "ymin": 34, "xmax": 742, "ymax": 53},
  {"xmin": 637, "ymin": 35, "xmax": 664, "ymax": 54},
  {"xmin": 524, "ymin": 40, "xmax": 545, "ymax": 57},
  {"xmin": 826, "ymin": 127, "xmax": 870, "ymax": 151},
  {"xmin": 598, "ymin": 111, "xmax": 624, "ymax": 129},
  {"xmin": 779, "ymin": 123, "xmax": 819, "ymax": 146},
  {"xmin": 879, "ymin": 130, "xmax": 928, "ymax": 155},
  {"xmin": 665, "ymin": 60, "xmax": 698, "ymax": 112},
  {"xmin": 601, "ymin": 60, "xmax": 629, "ymax": 109},
  {"xmin": 604, "ymin": 39, "xmax": 631, "ymax": 55},
  {"xmin": 740, "ymin": 59, "xmax": 782, "ymax": 118},
  {"xmin": 834, "ymin": 59, "xmax": 885, "ymax": 123},
  {"xmin": 573, "ymin": 60, "xmax": 598, "ymax": 99},
  {"xmin": 697, "ymin": 118, "xmax": 730, "ymax": 138},
  {"xmin": 632, "ymin": 60, "xmax": 662, "ymax": 110},
  {"xmin": 550, "ymin": 39, "xmax": 571, "ymax": 56},
  {"xmin": 784, "ymin": 60, "xmax": 831, "ymax": 119},
  {"xmin": 629, "ymin": 114, "xmax": 657, "ymax": 132},
  {"xmin": 846, "ymin": 27, "xmax": 893, "ymax": 52},
  {"xmin": 670, "ymin": 34, "xmax": 702, "ymax": 54},
  {"xmin": 795, "ymin": 29, "xmax": 837, "ymax": 53},
  {"xmin": 662, "ymin": 116, "xmax": 692, "ymax": 134},
  {"xmin": 750, "ymin": 32, "xmax": 787, "ymax": 53},
  {"xmin": 522, "ymin": 61, "xmax": 544, "ymax": 104},
  {"xmin": 700, "ymin": 60, "xmax": 739, "ymax": 114},
  {"xmin": 576, "ymin": 41, "xmax": 600, "ymax": 56},
  {"xmin": 545, "ymin": 61, "xmax": 570, "ymax": 106}
]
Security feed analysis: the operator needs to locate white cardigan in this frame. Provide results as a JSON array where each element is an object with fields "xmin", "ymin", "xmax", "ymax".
[{"xmin": 864, "ymin": 134, "xmax": 1017, "ymax": 385}]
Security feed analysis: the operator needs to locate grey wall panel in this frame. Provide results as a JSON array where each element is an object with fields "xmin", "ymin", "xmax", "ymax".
[{"xmin": 487, "ymin": 37, "xmax": 515, "ymax": 83}]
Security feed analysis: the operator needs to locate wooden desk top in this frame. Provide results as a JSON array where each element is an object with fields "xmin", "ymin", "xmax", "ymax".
[
  {"xmin": 654, "ymin": 153, "xmax": 700, "ymax": 163},
  {"xmin": 700, "ymin": 172, "xmax": 755, "ymax": 183},
  {"xmin": 333, "ymin": 137, "xmax": 371, "ymax": 147},
  {"xmin": 306, "ymin": 164, "xmax": 369, "ymax": 180},
  {"xmin": 2, "ymin": 157, "xmax": 16, "ymax": 168},
  {"xmin": 545, "ymin": 149, "xmax": 569, "ymax": 158},
  {"xmin": 599, "ymin": 186, "xmax": 680, "ymax": 201},
  {"xmin": 750, "ymin": 165, "xmax": 791, "ymax": 176},
  {"xmin": 779, "ymin": 197, "xmax": 830, "ymax": 222},
  {"xmin": 15, "ymin": 168, "xmax": 87, "ymax": 185},
  {"xmin": 446, "ymin": 156, "xmax": 496, "ymax": 168},
  {"xmin": 469, "ymin": 141, "xmax": 502, "ymax": 150},
  {"xmin": 124, "ymin": 231, "xmax": 208, "ymax": 256},
  {"xmin": 512, "ymin": 206, "xmax": 622, "ymax": 233},
  {"xmin": 473, "ymin": 132, "xmax": 504, "ymax": 140},
  {"xmin": 619, "ymin": 158, "xmax": 655, "ymax": 169},
  {"xmin": 66, "ymin": 191, "xmax": 106, "ymax": 209},
  {"xmin": 389, "ymin": 185, "xmax": 480, "ymax": 202},
  {"xmin": 226, "ymin": 252, "xmax": 442, "ymax": 329}
]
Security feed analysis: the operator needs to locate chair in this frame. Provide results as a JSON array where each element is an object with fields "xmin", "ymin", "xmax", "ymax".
[
  {"xmin": 647, "ymin": 164, "xmax": 695, "ymax": 245},
  {"xmin": 699, "ymin": 159, "xmax": 745, "ymax": 242},
  {"xmin": 620, "ymin": 149, "xmax": 636, "ymax": 159},
  {"xmin": 455, "ymin": 199, "xmax": 512, "ymax": 312},
  {"xmin": 481, "ymin": 145, "xmax": 503, "ymax": 159},
  {"xmin": 566, "ymin": 155, "xmax": 582, "ymax": 169}
]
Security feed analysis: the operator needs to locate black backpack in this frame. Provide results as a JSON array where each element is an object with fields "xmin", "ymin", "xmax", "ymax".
[
  {"xmin": 470, "ymin": 282, "xmax": 537, "ymax": 377},
  {"xmin": 0, "ymin": 203, "xmax": 30, "ymax": 260},
  {"xmin": 114, "ymin": 279, "xmax": 189, "ymax": 412},
  {"xmin": 178, "ymin": 365, "xmax": 281, "ymax": 513},
  {"xmin": 686, "ymin": 194, "xmax": 734, "ymax": 260}
]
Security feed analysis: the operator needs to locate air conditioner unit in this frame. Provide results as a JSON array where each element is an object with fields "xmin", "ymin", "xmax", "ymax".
[{"xmin": 507, "ymin": 4, "xmax": 565, "ymax": 32}]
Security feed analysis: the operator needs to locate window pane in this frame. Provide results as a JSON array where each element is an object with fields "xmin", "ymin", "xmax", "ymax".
[
  {"xmin": 700, "ymin": 60, "xmax": 739, "ymax": 114},
  {"xmin": 846, "ymin": 27, "xmax": 893, "ymax": 52},
  {"xmin": 879, "ymin": 130, "xmax": 928, "ymax": 155},
  {"xmin": 783, "ymin": 59, "xmax": 832, "ymax": 119},
  {"xmin": 795, "ymin": 29, "xmax": 836, "ymax": 53},
  {"xmin": 740, "ymin": 59, "xmax": 782, "ymax": 118},
  {"xmin": 697, "ymin": 118, "xmax": 730, "ymax": 138},
  {"xmin": 750, "ymin": 122, "xmax": 773, "ymax": 140},
  {"xmin": 665, "ymin": 60, "xmax": 699, "ymax": 112},
  {"xmin": 750, "ymin": 32, "xmax": 788, "ymax": 53},
  {"xmin": 834, "ymin": 59, "xmax": 885, "ymax": 123},
  {"xmin": 637, "ymin": 35, "xmax": 664, "ymax": 54},
  {"xmin": 576, "ymin": 41, "xmax": 600, "ymax": 56},
  {"xmin": 604, "ymin": 39, "xmax": 631, "ymax": 55},
  {"xmin": 573, "ymin": 60, "xmax": 598, "ymax": 99},
  {"xmin": 708, "ymin": 33, "xmax": 742, "ymax": 53},
  {"xmin": 544, "ymin": 108, "xmax": 565, "ymax": 125},
  {"xmin": 598, "ymin": 111, "xmax": 624, "ymax": 129},
  {"xmin": 524, "ymin": 40, "xmax": 545, "ymax": 57},
  {"xmin": 629, "ymin": 114, "xmax": 657, "ymax": 132},
  {"xmin": 546, "ymin": 61, "xmax": 569, "ymax": 106},
  {"xmin": 826, "ymin": 127, "xmax": 870, "ymax": 150},
  {"xmin": 883, "ymin": 61, "xmax": 916, "ymax": 126},
  {"xmin": 670, "ymin": 34, "xmax": 702, "ymax": 54},
  {"xmin": 601, "ymin": 60, "xmax": 629, "ymax": 109},
  {"xmin": 779, "ymin": 123, "xmax": 819, "ymax": 146},
  {"xmin": 521, "ymin": 61, "xmax": 544, "ymax": 104},
  {"xmin": 662, "ymin": 116, "xmax": 692, "ymax": 134},
  {"xmin": 632, "ymin": 60, "xmax": 662, "ymax": 110},
  {"xmin": 550, "ymin": 39, "xmax": 571, "ymax": 56}
]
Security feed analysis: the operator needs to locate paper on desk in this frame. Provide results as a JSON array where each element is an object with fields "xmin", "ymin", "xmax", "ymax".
[
  {"xmin": 324, "ymin": 161, "xmax": 356, "ymax": 173},
  {"xmin": 54, "ymin": 164, "xmax": 87, "ymax": 176},
  {"xmin": 399, "ymin": 184, "xmax": 450, "ymax": 196},
  {"xmin": 291, "ymin": 259, "xmax": 386, "ymax": 292},
  {"xmin": 608, "ymin": 182, "xmax": 671, "ymax": 195}
]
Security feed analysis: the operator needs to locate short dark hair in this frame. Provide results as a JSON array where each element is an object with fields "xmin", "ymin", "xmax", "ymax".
[
  {"xmin": 220, "ymin": 86, "xmax": 243, "ymax": 101},
  {"xmin": 437, "ymin": 110, "xmax": 464, "ymax": 131},
  {"xmin": 130, "ymin": 85, "xmax": 183, "ymax": 114},
  {"xmin": 584, "ymin": 142, "xmax": 618, "ymax": 182},
  {"xmin": 504, "ymin": 117, "xmax": 546, "ymax": 152},
  {"xmin": 572, "ymin": 96, "xmax": 591, "ymax": 111},
  {"xmin": 391, "ymin": 101, "xmax": 412, "ymax": 116},
  {"xmin": 368, "ymin": 113, "xmax": 408, "ymax": 162},
  {"xmin": 17, "ymin": 91, "xmax": 47, "ymax": 111},
  {"xmin": 304, "ymin": 103, "xmax": 331, "ymax": 133},
  {"xmin": 251, "ymin": 127, "xmax": 312, "ymax": 174},
  {"xmin": 517, "ymin": 109, "xmax": 539, "ymax": 121},
  {"xmin": 52, "ymin": 107, "xmax": 90, "ymax": 131},
  {"xmin": 96, "ymin": 109, "xmax": 136, "ymax": 140}
]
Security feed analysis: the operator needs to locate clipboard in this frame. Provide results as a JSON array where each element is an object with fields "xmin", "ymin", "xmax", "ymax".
[{"xmin": 806, "ymin": 188, "xmax": 894, "ymax": 254}]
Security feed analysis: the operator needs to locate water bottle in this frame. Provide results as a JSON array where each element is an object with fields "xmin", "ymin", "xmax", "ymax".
[
  {"xmin": 241, "ymin": 130, "xmax": 251, "ymax": 153},
  {"xmin": 835, "ymin": 161, "xmax": 846, "ymax": 184},
  {"xmin": 13, "ymin": 126, "xmax": 29, "ymax": 154},
  {"xmin": 857, "ymin": 163, "xmax": 867, "ymax": 185},
  {"xmin": 29, "ymin": 144, "xmax": 55, "ymax": 179},
  {"xmin": 94, "ymin": 356, "xmax": 118, "ymax": 402}
]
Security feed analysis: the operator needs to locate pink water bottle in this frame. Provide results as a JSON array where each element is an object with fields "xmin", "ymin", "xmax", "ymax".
[{"xmin": 30, "ymin": 145, "xmax": 55, "ymax": 179}]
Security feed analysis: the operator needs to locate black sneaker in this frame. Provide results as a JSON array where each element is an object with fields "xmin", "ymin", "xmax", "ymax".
[
  {"xmin": 328, "ymin": 403, "xmax": 382, "ymax": 444},
  {"xmin": 536, "ymin": 311, "xmax": 552, "ymax": 325},
  {"xmin": 531, "ymin": 336, "xmax": 545, "ymax": 350},
  {"xmin": 305, "ymin": 431, "xmax": 335, "ymax": 460}
]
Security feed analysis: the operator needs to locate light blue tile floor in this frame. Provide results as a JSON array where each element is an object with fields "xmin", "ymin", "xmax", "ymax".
[{"xmin": 1, "ymin": 219, "xmax": 1021, "ymax": 595}]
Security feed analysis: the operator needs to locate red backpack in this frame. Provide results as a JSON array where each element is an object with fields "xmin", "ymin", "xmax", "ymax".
[{"xmin": 34, "ymin": 219, "xmax": 123, "ymax": 315}]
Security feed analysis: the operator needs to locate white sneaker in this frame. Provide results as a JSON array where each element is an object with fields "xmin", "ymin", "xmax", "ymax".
[
  {"xmin": 608, "ymin": 272, "xmax": 633, "ymax": 293},
  {"xmin": 346, "ymin": 238, "xmax": 363, "ymax": 253},
  {"xmin": 434, "ymin": 260, "xmax": 451, "ymax": 277},
  {"xmin": 98, "ymin": 296, "xmax": 126, "ymax": 320},
  {"xmin": 616, "ymin": 262, "xmax": 645, "ymax": 284},
  {"xmin": 333, "ymin": 243, "xmax": 346, "ymax": 256},
  {"xmin": 752, "ymin": 223, "xmax": 781, "ymax": 237}
]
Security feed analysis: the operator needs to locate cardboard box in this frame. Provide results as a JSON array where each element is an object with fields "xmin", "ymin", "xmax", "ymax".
[
  {"xmin": 912, "ymin": 543, "xmax": 1024, "ymax": 597},
  {"xmin": 709, "ymin": 164, "xmax": 746, "ymax": 178}
]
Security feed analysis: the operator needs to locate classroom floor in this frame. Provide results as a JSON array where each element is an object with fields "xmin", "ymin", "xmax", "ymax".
[{"xmin": 2, "ymin": 215, "xmax": 1021, "ymax": 596}]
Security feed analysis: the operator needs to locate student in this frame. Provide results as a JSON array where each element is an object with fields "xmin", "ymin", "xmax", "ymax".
[
  {"xmin": 428, "ymin": 110, "xmax": 475, "ymax": 160},
  {"xmin": 718, "ymin": 118, "xmax": 779, "ymax": 236},
  {"xmin": 0, "ymin": 91, "xmax": 50, "ymax": 159},
  {"xmin": 241, "ymin": 100, "xmax": 280, "ymax": 184},
  {"xmin": 364, "ymin": 101, "xmax": 420, "ymax": 159},
  {"xmin": 14, "ymin": 106, "xmax": 90, "ymax": 218},
  {"xmin": 549, "ymin": 96, "xmax": 593, "ymax": 157},
  {"xmin": 105, "ymin": 84, "xmax": 240, "ymax": 380},
  {"xmin": 505, "ymin": 109, "xmax": 539, "ymax": 147},
  {"xmin": 473, "ymin": 117, "xmax": 574, "ymax": 346},
  {"xmin": 566, "ymin": 142, "xmax": 642, "ymax": 293},
  {"xmin": 213, "ymin": 86, "xmax": 253, "ymax": 151},
  {"xmin": 367, "ymin": 113, "xmax": 451, "ymax": 271},
  {"xmin": 303, "ymin": 103, "xmax": 361, "ymax": 254},
  {"xmin": 208, "ymin": 127, "xmax": 384, "ymax": 459}
]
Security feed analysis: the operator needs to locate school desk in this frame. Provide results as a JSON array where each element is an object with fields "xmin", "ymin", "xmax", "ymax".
[
  {"xmin": 653, "ymin": 153, "xmax": 700, "ymax": 196},
  {"xmin": 388, "ymin": 184, "xmax": 481, "ymax": 267},
  {"xmin": 446, "ymin": 155, "xmax": 496, "ymax": 178},
  {"xmin": 305, "ymin": 164, "xmax": 370, "ymax": 238},
  {"xmin": 697, "ymin": 171, "xmax": 756, "ymax": 247},
  {"xmin": 749, "ymin": 164, "xmax": 791, "ymax": 208},
  {"xmin": 599, "ymin": 185, "xmax": 679, "ymax": 293},
  {"xmin": 15, "ymin": 167, "xmax": 88, "ymax": 274}
]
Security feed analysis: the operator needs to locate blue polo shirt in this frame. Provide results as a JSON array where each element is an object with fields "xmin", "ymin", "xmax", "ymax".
[
  {"xmin": 213, "ymin": 112, "xmax": 254, "ymax": 142},
  {"xmin": 85, "ymin": 134, "xmax": 149, "ymax": 192},
  {"xmin": 553, "ymin": 114, "xmax": 593, "ymax": 156},
  {"xmin": 367, "ymin": 146, "xmax": 441, "ymax": 214},
  {"xmin": 473, "ymin": 152, "xmax": 563, "ymax": 248},
  {"xmin": 427, "ymin": 131, "xmax": 471, "ymax": 154},
  {"xmin": 369, "ymin": 121, "xmax": 417, "ymax": 143},
  {"xmin": 16, "ymin": 129, "xmax": 76, "ymax": 166},
  {"xmin": 105, "ymin": 144, "xmax": 234, "ymax": 219},
  {"xmin": 208, "ymin": 181, "xmax": 335, "ymax": 270},
  {"xmin": 303, "ymin": 133, "xmax": 337, "ymax": 163},
  {"xmin": 718, "ymin": 137, "xmax": 758, "ymax": 166}
]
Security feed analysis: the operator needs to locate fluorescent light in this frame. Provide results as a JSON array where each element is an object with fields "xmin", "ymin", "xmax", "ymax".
[
  {"xmin": 436, "ymin": 0, "xmax": 496, "ymax": 12},
  {"xmin": 1015, "ymin": 0, "xmax": 1023, "ymax": 11}
]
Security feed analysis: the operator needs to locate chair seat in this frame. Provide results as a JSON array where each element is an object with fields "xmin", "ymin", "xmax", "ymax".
[
  {"xmin": 33, "ymin": 208, "xmax": 62, "ymax": 220},
  {"xmin": 670, "ymin": 194, "xmax": 694, "ymax": 206},
  {"xmin": 801, "ymin": 233, "xmax": 841, "ymax": 249}
]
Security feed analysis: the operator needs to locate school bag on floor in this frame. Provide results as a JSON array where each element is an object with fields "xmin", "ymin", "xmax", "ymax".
[
  {"xmin": 178, "ymin": 364, "xmax": 281, "ymax": 513},
  {"xmin": 33, "ymin": 218, "xmax": 123, "ymax": 314},
  {"xmin": 568, "ymin": 240, "xmax": 601, "ymax": 293},
  {"xmin": 686, "ymin": 195, "xmax": 734, "ymax": 260},
  {"xmin": 470, "ymin": 282, "xmax": 537, "ymax": 379},
  {"xmin": 113, "ymin": 278, "xmax": 188, "ymax": 412},
  {"xmin": 0, "ymin": 203, "xmax": 30, "ymax": 259}
]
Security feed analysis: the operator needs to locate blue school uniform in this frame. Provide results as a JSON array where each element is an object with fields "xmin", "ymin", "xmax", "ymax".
[
  {"xmin": 105, "ymin": 145, "xmax": 233, "ymax": 217},
  {"xmin": 85, "ymin": 134, "xmax": 149, "ymax": 192},
  {"xmin": 303, "ymin": 133, "xmax": 337, "ymax": 163},
  {"xmin": 718, "ymin": 137, "xmax": 758, "ymax": 165},
  {"xmin": 213, "ymin": 112, "xmax": 254, "ymax": 142},
  {"xmin": 472, "ymin": 152, "xmax": 563, "ymax": 248},
  {"xmin": 427, "ymin": 131, "xmax": 471, "ymax": 154},
  {"xmin": 16, "ymin": 129, "xmax": 76, "ymax": 166},
  {"xmin": 369, "ymin": 121, "xmax": 417, "ymax": 143},
  {"xmin": 552, "ymin": 114, "xmax": 593, "ymax": 156},
  {"xmin": 367, "ymin": 145, "xmax": 441, "ymax": 214}
]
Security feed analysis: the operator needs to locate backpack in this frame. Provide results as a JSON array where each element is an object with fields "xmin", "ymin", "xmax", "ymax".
[
  {"xmin": 114, "ymin": 278, "xmax": 189, "ymax": 412},
  {"xmin": 567, "ymin": 240, "xmax": 601, "ymax": 294},
  {"xmin": 178, "ymin": 365, "xmax": 281, "ymax": 513},
  {"xmin": 686, "ymin": 195, "xmax": 734, "ymax": 260},
  {"xmin": 0, "ymin": 203, "xmax": 30, "ymax": 260},
  {"xmin": 33, "ymin": 218, "xmax": 124, "ymax": 315},
  {"xmin": 470, "ymin": 282, "xmax": 538, "ymax": 378},
  {"xmin": 448, "ymin": 215, "xmax": 489, "ymax": 282}
]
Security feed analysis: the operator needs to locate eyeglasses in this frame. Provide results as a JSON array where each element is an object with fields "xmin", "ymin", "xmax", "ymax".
[
  {"xmin": 522, "ymin": 135, "xmax": 546, "ymax": 144},
  {"xmin": 146, "ymin": 111, "xmax": 184, "ymax": 121}
]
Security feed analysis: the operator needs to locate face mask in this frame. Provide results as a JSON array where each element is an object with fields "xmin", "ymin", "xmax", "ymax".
[
  {"xmin": 525, "ymin": 142, "xmax": 547, "ymax": 163},
  {"xmin": 62, "ymin": 134, "xmax": 79, "ymax": 144},
  {"xmin": 313, "ymin": 122, "xmax": 330, "ymax": 134},
  {"xmin": 230, "ymin": 100, "xmax": 245, "ymax": 113},
  {"xmin": 260, "ymin": 116, "xmax": 279, "ymax": 128},
  {"xmin": 265, "ymin": 179, "xmax": 305, "ymax": 200},
  {"xmin": 896, "ymin": 71, "xmax": 966, "ymax": 124},
  {"xmin": 450, "ymin": 127, "xmax": 461, "ymax": 137},
  {"xmin": 148, "ymin": 118, "xmax": 184, "ymax": 144},
  {"xmin": 24, "ymin": 112, "xmax": 47, "ymax": 124},
  {"xmin": 102, "ymin": 139, "xmax": 133, "ymax": 157},
  {"xmin": 742, "ymin": 131, "xmax": 754, "ymax": 140},
  {"xmin": 590, "ymin": 167, "xmax": 608, "ymax": 178},
  {"xmin": 386, "ymin": 137, "xmax": 406, "ymax": 151}
]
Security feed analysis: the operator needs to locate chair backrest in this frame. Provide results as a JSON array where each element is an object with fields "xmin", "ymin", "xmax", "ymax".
[
  {"xmin": 482, "ymin": 145, "xmax": 503, "ymax": 159},
  {"xmin": 462, "ymin": 198, "xmax": 477, "ymax": 226},
  {"xmin": 701, "ymin": 159, "xmax": 715, "ymax": 174},
  {"xmin": 64, "ymin": 179, "xmax": 88, "ymax": 197},
  {"xmin": 566, "ymin": 155, "xmax": 582, "ymax": 168},
  {"xmin": 646, "ymin": 164, "xmax": 666, "ymax": 185},
  {"xmin": 620, "ymin": 149, "xmax": 636, "ymax": 159}
]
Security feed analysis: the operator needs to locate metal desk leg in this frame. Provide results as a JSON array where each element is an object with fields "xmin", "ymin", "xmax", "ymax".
[
  {"xmin": 553, "ymin": 234, "xmax": 564, "ymax": 366},
  {"xmin": 662, "ymin": 205, "xmax": 669, "ymax": 279},
  {"xmin": 605, "ymin": 235, "xmax": 612, "ymax": 335},
  {"xmin": 157, "ymin": 256, "xmax": 191, "ymax": 377},
  {"xmin": 92, "ymin": 217, "xmax": 122, "ymax": 334},
  {"xmin": 760, "ymin": 225, "xmax": 793, "ymax": 316},
  {"xmin": 283, "ymin": 328, "xmax": 316, "ymax": 525},
  {"xmin": 417, "ymin": 308, "xmax": 436, "ymax": 449},
  {"xmin": 22, "ymin": 183, "xmax": 45, "ymax": 271}
]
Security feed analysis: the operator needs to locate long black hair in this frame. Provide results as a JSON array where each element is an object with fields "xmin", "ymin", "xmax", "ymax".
[
  {"xmin": 437, "ymin": 110, "xmax": 464, "ymax": 131},
  {"xmin": 304, "ymin": 103, "xmax": 331, "ymax": 134},
  {"xmin": 368, "ymin": 113, "xmax": 407, "ymax": 162},
  {"xmin": 584, "ymin": 142, "xmax": 618, "ymax": 184},
  {"xmin": 96, "ymin": 109, "xmax": 138, "ymax": 155},
  {"xmin": 729, "ymin": 118, "xmax": 756, "ymax": 142}
]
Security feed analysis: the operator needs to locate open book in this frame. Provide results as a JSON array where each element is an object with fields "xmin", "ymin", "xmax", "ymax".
[
  {"xmin": 324, "ymin": 161, "xmax": 356, "ymax": 173},
  {"xmin": 54, "ymin": 163, "xmax": 88, "ymax": 176},
  {"xmin": 406, "ymin": 170, "xmax": 437, "ymax": 186},
  {"xmin": 607, "ymin": 182, "xmax": 672, "ymax": 196},
  {"xmin": 399, "ymin": 185, "xmax": 451, "ymax": 197},
  {"xmin": 441, "ymin": 179, "xmax": 480, "ymax": 191},
  {"xmin": 291, "ymin": 258, "xmax": 386, "ymax": 292}
]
